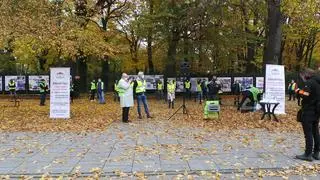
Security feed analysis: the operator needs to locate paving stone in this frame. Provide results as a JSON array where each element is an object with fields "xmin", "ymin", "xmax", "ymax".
[
  {"xmin": 132, "ymin": 161, "xmax": 161, "ymax": 172},
  {"xmin": 103, "ymin": 165, "xmax": 132, "ymax": 173},
  {"xmin": 188, "ymin": 159, "xmax": 217, "ymax": 171},
  {"xmin": 12, "ymin": 162, "xmax": 52, "ymax": 174},
  {"xmin": 0, "ymin": 158, "xmax": 24, "ymax": 168},
  {"xmin": 75, "ymin": 161, "xmax": 106, "ymax": 173},
  {"xmin": 160, "ymin": 163, "xmax": 190, "ymax": 172},
  {"xmin": 0, "ymin": 167, "xmax": 14, "ymax": 174}
]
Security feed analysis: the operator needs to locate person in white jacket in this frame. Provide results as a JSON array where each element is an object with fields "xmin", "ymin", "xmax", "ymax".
[{"xmin": 117, "ymin": 73, "xmax": 134, "ymax": 123}]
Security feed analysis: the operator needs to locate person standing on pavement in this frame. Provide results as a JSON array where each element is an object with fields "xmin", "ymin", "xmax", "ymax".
[
  {"xmin": 117, "ymin": 73, "xmax": 134, "ymax": 123},
  {"xmin": 90, "ymin": 79, "xmax": 96, "ymax": 101},
  {"xmin": 295, "ymin": 68, "xmax": 320, "ymax": 161},
  {"xmin": 134, "ymin": 71, "xmax": 152, "ymax": 119},
  {"xmin": 39, "ymin": 79, "xmax": 48, "ymax": 106},
  {"xmin": 97, "ymin": 78, "xmax": 105, "ymax": 104}
]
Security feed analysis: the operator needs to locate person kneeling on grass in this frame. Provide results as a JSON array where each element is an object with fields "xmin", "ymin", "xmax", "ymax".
[{"xmin": 237, "ymin": 86, "xmax": 262, "ymax": 111}]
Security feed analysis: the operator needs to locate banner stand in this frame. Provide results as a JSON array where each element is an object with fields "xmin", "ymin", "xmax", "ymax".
[{"xmin": 50, "ymin": 68, "xmax": 70, "ymax": 119}]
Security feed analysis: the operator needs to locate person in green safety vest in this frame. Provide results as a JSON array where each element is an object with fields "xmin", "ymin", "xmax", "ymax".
[
  {"xmin": 184, "ymin": 79, "xmax": 191, "ymax": 99},
  {"xmin": 114, "ymin": 80, "xmax": 120, "ymax": 102},
  {"xmin": 237, "ymin": 85, "xmax": 263, "ymax": 111},
  {"xmin": 8, "ymin": 79, "xmax": 16, "ymax": 96},
  {"xmin": 133, "ymin": 71, "xmax": 152, "ymax": 119},
  {"xmin": 90, "ymin": 79, "xmax": 96, "ymax": 101},
  {"xmin": 288, "ymin": 79, "xmax": 298, "ymax": 101},
  {"xmin": 167, "ymin": 80, "xmax": 176, "ymax": 108},
  {"xmin": 157, "ymin": 80, "xmax": 164, "ymax": 100},
  {"xmin": 39, "ymin": 79, "xmax": 48, "ymax": 106},
  {"xmin": 196, "ymin": 79, "xmax": 203, "ymax": 104}
]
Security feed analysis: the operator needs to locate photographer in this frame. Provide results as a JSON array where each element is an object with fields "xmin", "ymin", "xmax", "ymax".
[
  {"xmin": 117, "ymin": 73, "xmax": 134, "ymax": 123},
  {"xmin": 295, "ymin": 68, "xmax": 320, "ymax": 161}
]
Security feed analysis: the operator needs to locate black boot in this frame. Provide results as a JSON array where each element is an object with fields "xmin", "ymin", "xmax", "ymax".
[
  {"xmin": 169, "ymin": 101, "xmax": 171, "ymax": 108},
  {"xmin": 172, "ymin": 101, "xmax": 174, "ymax": 109},
  {"xmin": 296, "ymin": 153, "xmax": 313, "ymax": 162},
  {"xmin": 313, "ymin": 151, "xmax": 320, "ymax": 160}
]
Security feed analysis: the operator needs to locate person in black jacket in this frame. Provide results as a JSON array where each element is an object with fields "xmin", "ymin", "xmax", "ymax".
[
  {"xmin": 207, "ymin": 76, "xmax": 221, "ymax": 101},
  {"xmin": 295, "ymin": 68, "xmax": 320, "ymax": 161}
]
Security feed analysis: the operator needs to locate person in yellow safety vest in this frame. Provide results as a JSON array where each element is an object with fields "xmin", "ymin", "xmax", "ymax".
[
  {"xmin": 167, "ymin": 80, "xmax": 176, "ymax": 109},
  {"xmin": 117, "ymin": 73, "xmax": 134, "ymax": 123},
  {"xmin": 8, "ymin": 79, "xmax": 16, "ymax": 96},
  {"xmin": 196, "ymin": 79, "xmax": 202, "ymax": 104},
  {"xmin": 288, "ymin": 79, "xmax": 298, "ymax": 101},
  {"xmin": 134, "ymin": 71, "xmax": 152, "ymax": 119},
  {"xmin": 90, "ymin": 79, "xmax": 96, "ymax": 101},
  {"xmin": 184, "ymin": 79, "xmax": 191, "ymax": 99},
  {"xmin": 157, "ymin": 80, "xmax": 164, "ymax": 100},
  {"xmin": 39, "ymin": 79, "xmax": 48, "ymax": 106},
  {"xmin": 114, "ymin": 80, "xmax": 120, "ymax": 102}
]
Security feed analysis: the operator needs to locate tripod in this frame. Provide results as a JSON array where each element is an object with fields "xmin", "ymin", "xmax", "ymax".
[{"xmin": 168, "ymin": 78, "xmax": 189, "ymax": 120}]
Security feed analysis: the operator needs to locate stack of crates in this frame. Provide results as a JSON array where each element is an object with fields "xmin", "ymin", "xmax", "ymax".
[{"xmin": 204, "ymin": 100, "xmax": 220, "ymax": 119}]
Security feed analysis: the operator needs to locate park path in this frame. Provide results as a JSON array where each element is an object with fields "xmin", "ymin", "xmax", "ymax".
[{"xmin": 0, "ymin": 118, "xmax": 320, "ymax": 179}]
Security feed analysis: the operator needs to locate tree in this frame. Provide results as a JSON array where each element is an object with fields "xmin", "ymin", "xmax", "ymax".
[{"xmin": 263, "ymin": 0, "xmax": 282, "ymax": 65}]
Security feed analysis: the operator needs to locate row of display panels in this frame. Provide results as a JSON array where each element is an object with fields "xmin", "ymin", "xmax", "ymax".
[{"xmin": 0, "ymin": 75, "xmax": 264, "ymax": 92}]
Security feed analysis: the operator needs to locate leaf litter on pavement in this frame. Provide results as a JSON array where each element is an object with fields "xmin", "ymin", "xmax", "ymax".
[{"xmin": 0, "ymin": 96, "xmax": 318, "ymax": 178}]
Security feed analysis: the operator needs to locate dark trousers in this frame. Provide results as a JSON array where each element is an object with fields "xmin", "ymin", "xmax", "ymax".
[
  {"xmin": 238, "ymin": 91, "xmax": 254, "ymax": 109},
  {"xmin": 301, "ymin": 113, "xmax": 320, "ymax": 155},
  {"xmin": 297, "ymin": 95, "xmax": 301, "ymax": 106},
  {"xmin": 186, "ymin": 89, "xmax": 191, "ymax": 99},
  {"xmin": 288, "ymin": 90, "xmax": 296, "ymax": 101},
  {"xmin": 90, "ymin": 90, "xmax": 96, "ymax": 100},
  {"xmin": 40, "ymin": 93, "xmax": 46, "ymax": 105},
  {"xmin": 122, "ymin": 107, "xmax": 130, "ymax": 122}
]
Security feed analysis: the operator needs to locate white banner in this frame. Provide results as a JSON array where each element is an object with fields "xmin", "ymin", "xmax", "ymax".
[
  {"xmin": 50, "ymin": 68, "xmax": 70, "ymax": 119},
  {"xmin": 29, "ymin": 75, "xmax": 50, "ymax": 91},
  {"xmin": 217, "ymin": 77, "xmax": 232, "ymax": 92},
  {"xmin": 0, "ymin": 76, "xmax": 2, "ymax": 91},
  {"xmin": 265, "ymin": 64, "xmax": 286, "ymax": 114},
  {"xmin": 5, "ymin": 76, "xmax": 26, "ymax": 91},
  {"xmin": 256, "ymin": 77, "xmax": 264, "ymax": 90}
]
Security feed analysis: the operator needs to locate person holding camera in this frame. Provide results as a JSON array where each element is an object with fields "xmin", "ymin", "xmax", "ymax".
[
  {"xmin": 295, "ymin": 68, "xmax": 320, "ymax": 161},
  {"xmin": 117, "ymin": 73, "xmax": 134, "ymax": 123}
]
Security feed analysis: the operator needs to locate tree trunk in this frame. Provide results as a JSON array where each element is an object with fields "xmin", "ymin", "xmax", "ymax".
[
  {"xmin": 76, "ymin": 56, "xmax": 87, "ymax": 92},
  {"xmin": 101, "ymin": 58, "xmax": 109, "ymax": 90},
  {"xmin": 100, "ymin": 17, "xmax": 110, "ymax": 90},
  {"xmin": 147, "ymin": 0, "xmax": 154, "ymax": 74},
  {"xmin": 166, "ymin": 33, "xmax": 179, "ymax": 76},
  {"xmin": 263, "ymin": 0, "xmax": 282, "ymax": 65}
]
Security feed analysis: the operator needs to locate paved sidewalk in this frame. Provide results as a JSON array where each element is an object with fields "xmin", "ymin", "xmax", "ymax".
[{"xmin": 0, "ymin": 119, "xmax": 319, "ymax": 178}]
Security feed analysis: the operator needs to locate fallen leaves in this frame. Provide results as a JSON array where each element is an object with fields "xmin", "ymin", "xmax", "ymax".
[{"xmin": 0, "ymin": 96, "xmax": 302, "ymax": 133}]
